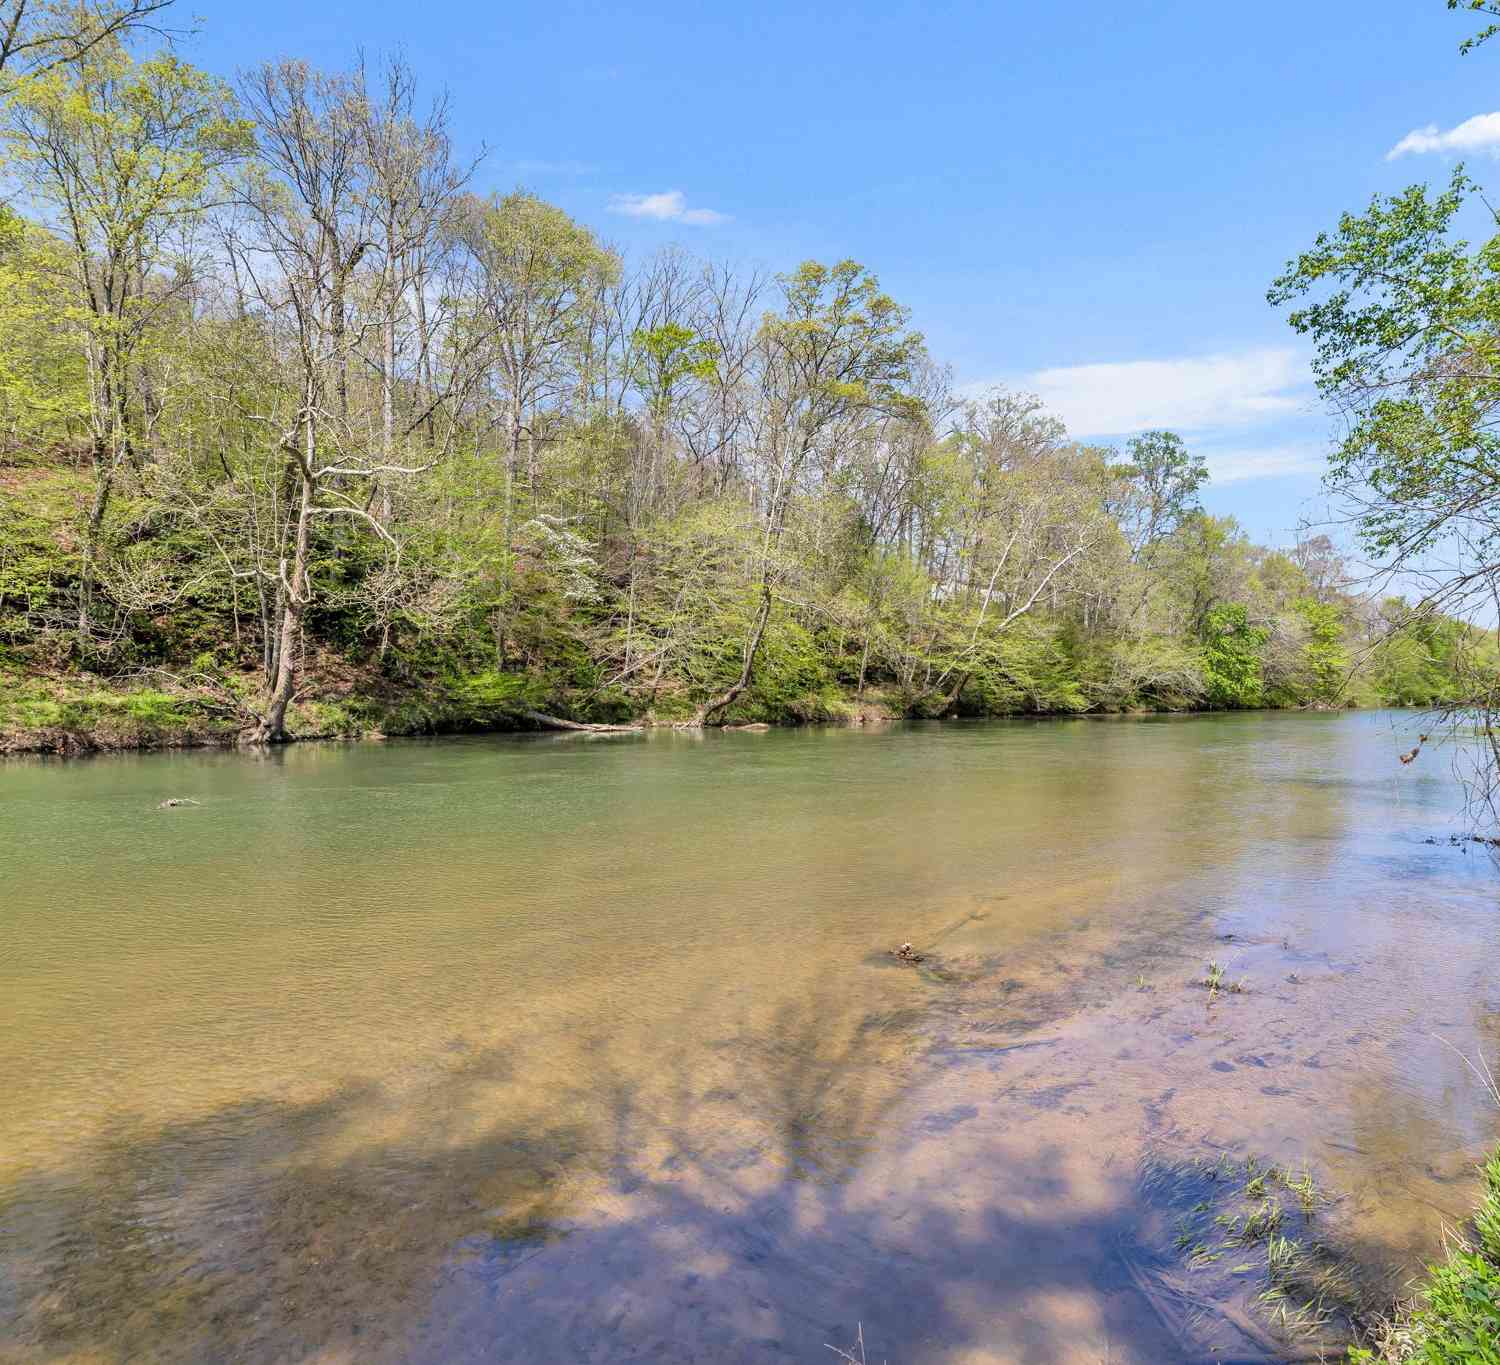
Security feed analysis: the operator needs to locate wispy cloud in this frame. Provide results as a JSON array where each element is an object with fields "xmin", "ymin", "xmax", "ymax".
[
  {"xmin": 607, "ymin": 190, "xmax": 730, "ymax": 226},
  {"xmin": 960, "ymin": 348, "xmax": 1321, "ymax": 482},
  {"xmin": 514, "ymin": 159, "xmax": 598, "ymax": 177},
  {"xmin": 1197, "ymin": 442, "xmax": 1325, "ymax": 484},
  {"xmin": 1387, "ymin": 111, "xmax": 1500, "ymax": 159},
  {"xmin": 991, "ymin": 347, "xmax": 1306, "ymax": 437}
]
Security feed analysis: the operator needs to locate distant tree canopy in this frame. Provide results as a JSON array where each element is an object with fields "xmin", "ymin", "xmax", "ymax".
[{"xmin": 0, "ymin": 11, "xmax": 1482, "ymax": 744}]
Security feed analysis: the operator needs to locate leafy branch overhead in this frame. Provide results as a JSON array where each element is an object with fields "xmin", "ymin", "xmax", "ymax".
[{"xmin": 1448, "ymin": 0, "xmax": 1500, "ymax": 53}]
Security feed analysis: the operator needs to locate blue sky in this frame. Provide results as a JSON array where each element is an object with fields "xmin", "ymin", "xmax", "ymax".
[{"xmin": 180, "ymin": 0, "xmax": 1499, "ymax": 547}]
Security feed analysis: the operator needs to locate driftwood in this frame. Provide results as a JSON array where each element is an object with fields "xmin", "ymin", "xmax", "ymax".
[{"xmin": 520, "ymin": 710, "xmax": 643, "ymax": 734}]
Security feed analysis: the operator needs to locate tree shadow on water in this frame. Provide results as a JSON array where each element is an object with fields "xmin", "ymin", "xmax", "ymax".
[{"xmin": 1, "ymin": 991, "xmax": 1310, "ymax": 1365}]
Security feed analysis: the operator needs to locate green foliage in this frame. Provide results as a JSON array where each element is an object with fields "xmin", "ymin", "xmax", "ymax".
[
  {"xmin": 0, "ymin": 465, "xmax": 79, "ymax": 644},
  {"xmin": 632, "ymin": 323, "xmax": 718, "ymax": 423},
  {"xmin": 1117, "ymin": 429, "xmax": 1208, "ymax": 550},
  {"xmin": 1295, "ymin": 598, "xmax": 1349, "ymax": 705},
  {"xmin": 0, "ymin": 674, "xmax": 227, "ymax": 742},
  {"xmin": 1449, "ymin": 0, "xmax": 1500, "ymax": 55},
  {"xmin": 443, "ymin": 670, "xmax": 546, "ymax": 720},
  {"xmin": 740, "ymin": 616, "xmax": 838, "ymax": 722},
  {"xmin": 1269, "ymin": 171, "xmax": 1500, "ymax": 569},
  {"xmin": 1201, "ymin": 603, "xmax": 1266, "ymax": 709},
  {"xmin": 1370, "ymin": 607, "xmax": 1476, "ymax": 707},
  {"xmin": 0, "ymin": 213, "xmax": 88, "ymax": 445},
  {"xmin": 960, "ymin": 618, "xmax": 1088, "ymax": 715},
  {"xmin": 768, "ymin": 258, "xmax": 927, "ymax": 422}
]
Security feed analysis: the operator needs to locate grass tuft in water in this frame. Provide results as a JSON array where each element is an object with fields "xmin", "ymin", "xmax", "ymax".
[
  {"xmin": 1240, "ymin": 1198, "xmax": 1285, "ymax": 1243},
  {"xmin": 1285, "ymin": 1165, "xmax": 1322, "ymax": 1215}
]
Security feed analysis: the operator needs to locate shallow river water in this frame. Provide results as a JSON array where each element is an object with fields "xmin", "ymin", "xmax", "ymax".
[{"xmin": 2, "ymin": 712, "xmax": 1498, "ymax": 1363}]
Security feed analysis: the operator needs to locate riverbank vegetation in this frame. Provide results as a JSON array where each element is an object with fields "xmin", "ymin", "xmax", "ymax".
[
  {"xmin": 1268, "ymin": 0, "xmax": 1500, "ymax": 822},
  {"xmin": 1277, "ymin": 9, "xmax": 1500, "ymax": 1344},
  {"xmin": 1350, "ymin": 1147, "xmax": 1500, "ymax": 1363},
  {"xmin": 0, "ymin": 3, "xmax": 1483, "ymax": 750}
]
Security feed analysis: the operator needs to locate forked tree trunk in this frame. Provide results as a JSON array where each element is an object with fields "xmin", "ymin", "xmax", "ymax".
[
  {"xmin": 689, "ymin": 582, "xmax": 772, "ymax": 727},
  {"xmin": 249, "ymin": 458, "xmax": 314, "ymax": 743}
]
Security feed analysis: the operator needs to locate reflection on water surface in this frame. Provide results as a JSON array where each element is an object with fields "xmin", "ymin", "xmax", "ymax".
[{"xmin": 2, "ymin": 712, "xmax": 1497, "ymax": 1362}]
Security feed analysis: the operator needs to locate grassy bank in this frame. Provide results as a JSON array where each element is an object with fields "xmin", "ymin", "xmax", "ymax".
[
  {"xmin": 0, "ymin": 664, "xmax": 912, "ymax": 755},
  {"xmin": 1352, "ymin": 1148, "xmax": 1500, "ymax": 1363},
  {"xmin": 0, "ymin": 662, "xmax": 1378, "ymax": 756}
]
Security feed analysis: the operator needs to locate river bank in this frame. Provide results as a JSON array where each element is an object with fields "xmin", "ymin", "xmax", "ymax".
[
  {"xmin": 0, "ymin": 665, "xmax": 1373, "ymax": 757},
  {"xmin": 1352, "ymin": 1145, "xmax": 1500, "ymax": 1362}
]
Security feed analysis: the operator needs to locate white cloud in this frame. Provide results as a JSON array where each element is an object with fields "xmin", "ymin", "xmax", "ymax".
[
  {"xmin": 996, "ymin": 347, "xmax": 1305, "ymax": 437},
  {"xmin": 960, "ymin": 348, "xmax": 1323, "ymax": 483},
  {"xmin": 1198, "ymin": 443, "xmax": 1325, "ymax": 484},
  {"xmin": 607, "ymin": 190, "xmax": 730, "ymax": 226},
  {"xmin": 1387, "ymin": 111, "xmax": 1500, "ymax": 159}
]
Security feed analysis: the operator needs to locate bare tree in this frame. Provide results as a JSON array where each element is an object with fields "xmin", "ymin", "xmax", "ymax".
[
  {"xmin": 226, "ymin": 58, "xmax": 470, "ymax": 740},
  {"xmin": 355, "ymin": 54, "xmax": 478, "ymax": 515}
]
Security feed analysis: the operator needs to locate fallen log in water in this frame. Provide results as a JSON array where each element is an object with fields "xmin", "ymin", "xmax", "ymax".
[{"xmin": 520, "ymin": 710, "xmax": 644, "ymax": 734}]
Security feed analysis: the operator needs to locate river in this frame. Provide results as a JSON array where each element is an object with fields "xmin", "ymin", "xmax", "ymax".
[{"xmin": 2, "ymin": 712, "xmax": 1497, "ymax": 1362}]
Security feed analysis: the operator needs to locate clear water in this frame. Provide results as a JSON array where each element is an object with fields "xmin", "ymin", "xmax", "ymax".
[{"xmin": 2, "ymin": 712, "xmax": 1496, "ymax": 1362}]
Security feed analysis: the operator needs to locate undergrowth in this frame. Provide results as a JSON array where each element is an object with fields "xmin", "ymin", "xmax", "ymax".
[{"xmin": 1351, "ymin": 1148, "xmax": 1500, "ymax": 1363}]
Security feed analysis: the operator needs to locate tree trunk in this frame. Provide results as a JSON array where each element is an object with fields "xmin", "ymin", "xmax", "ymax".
[
  {"xmin": 380, "ymin": 299, "xmax": 396, "ymax": 521},
  {"xmin": 256, "ymin": 575, "xmax": 275, "ymax": 683},
  {"xmin": 331, "ymin": 267, "xmax": 350, "ymax": 421},
  {"xmin": 521, "ymin": 710, "xmax": 641, "ymax": 733},
  {"xmin": 250, "ymin": 456, "xmax": 314, "ymax": 743},
  {"xmin": 413, "ymin": 254, "xmax": 436, "ymax": 446},
  {"xmin": 690, "ymin": 582, "xmax": 772, "ymax": 727},
  {"xmin": 503, "ymin": 400, "xmax": 522, "ymax": 574},
  {"xmin": 77, "ymin": 458, "xmax": 113, "ymax": 639}
]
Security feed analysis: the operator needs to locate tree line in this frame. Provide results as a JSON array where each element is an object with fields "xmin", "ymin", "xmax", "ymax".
[{"xmin": 0, "ymin": 1, "xmax": 1480, "ymax": 741}]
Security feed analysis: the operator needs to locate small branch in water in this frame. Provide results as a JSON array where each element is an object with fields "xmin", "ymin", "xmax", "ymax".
[{"xmin": 826, "ymin": 1322, "xmax": 882, "ymax": 1365}]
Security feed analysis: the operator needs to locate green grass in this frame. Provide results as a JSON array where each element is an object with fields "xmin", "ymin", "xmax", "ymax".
[
  {"xmin": 0, "ymin": 670, "xmax": 245, "ymax": 749},
  {"xmin": 1352, "ymin": 1149, "xmax": 1500, "ymax": 1363},
  {"xmin": 1240, "ymin": 1197, "xmax": 1285, "ymax": 1242}
]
